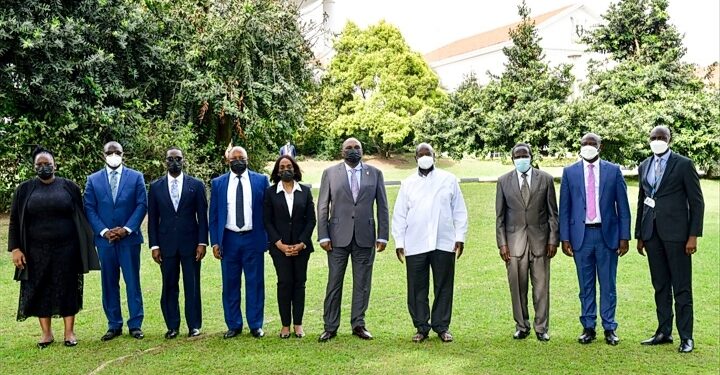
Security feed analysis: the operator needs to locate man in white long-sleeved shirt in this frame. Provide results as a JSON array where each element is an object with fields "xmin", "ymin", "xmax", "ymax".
[{"xmin": 392, "ymin": 143, "xmax": 468, "ymax": 343}]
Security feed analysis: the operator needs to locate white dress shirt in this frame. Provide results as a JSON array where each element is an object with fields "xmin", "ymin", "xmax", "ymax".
[
  {"xmin": 277, "ymin": 181, "xmax": 302, "ymax": 217},
  {"xmin": 226, "ymin": 171, "xmax": 253, "ymax": 231},
  {"xmin": 516, "ymin": 168, "xmax": 532, "ymax": 188},
  {"xmin": 392, "ymin": 168, "xmax": 468, "ymax": 256},
  {"xmin": 582, "ymin": 159, "xmax": 602, "ymax": 224},
  {"xmin": 100, "ymin": 165, "xmax": 132, "ymax": 236}
]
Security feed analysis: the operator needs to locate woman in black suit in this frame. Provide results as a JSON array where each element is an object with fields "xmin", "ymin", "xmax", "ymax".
[
  {"xmin": 263, "ymin": 155, "xmax": 316, "ymax": 339},
  {"xmin": 8, "ymin": 148, "xmax": 99, "ymax": 348}
]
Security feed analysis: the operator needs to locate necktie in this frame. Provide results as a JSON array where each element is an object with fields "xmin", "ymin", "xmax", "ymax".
[
  {"xmin": 110, "ymin": 171, "xmax": 119, "ymax": 203},
  {"xmin": 350, "ymin": 168, "xmax": 359, "ymax": 202},
  {"xmin": 236, "ymin": 176, "xmax": 245, "ymax": 229},
  {"xmin": 521, "ymin": 173, "xmax": 530, "ymax": 206},
  {"xmin": 587, "ymin": 164, "xmax": 597, "ymax": 221},
  {"xmin": 171, "ymin": 179, "xmax": 180, "ymax": 211}
]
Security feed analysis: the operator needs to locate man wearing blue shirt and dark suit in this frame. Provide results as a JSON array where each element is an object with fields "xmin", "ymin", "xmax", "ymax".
[
  {"xmin": 559, "ymin": 133, "xmax": 630, "ymax": 346},
  {"xmin": 636, "ymin": 126, "xmax": 704, "ymax": 353},
  {"xmin": 84, "ymin": 141, "xmax": 147, "ymax": 341},
  {"xmin": 148, "ymin": 147, "xmax": 208, "ymax": 339}
]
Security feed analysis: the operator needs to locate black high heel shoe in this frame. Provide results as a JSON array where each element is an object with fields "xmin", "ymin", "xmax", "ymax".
[{"xmin": 37, "ymin": 339, "xmax": 54, "ymax": 349}]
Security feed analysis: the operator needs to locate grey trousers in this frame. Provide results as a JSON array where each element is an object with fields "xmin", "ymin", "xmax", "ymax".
[
  {"xmin": 406, "ymin": 250, "xmax": 456, "ymax": 334},
  {"xmin": 506, "ymin": 245, "xmax": 550, "ymax": 333},
  {"xmin": 323, "ymin": 238, "xmax": 375, "ymax": 331}
]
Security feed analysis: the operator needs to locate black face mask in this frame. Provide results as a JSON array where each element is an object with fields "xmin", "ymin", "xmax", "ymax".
[
  {"xmin": 167, "ymin": 161, "xmax": 183, "ymax": 175},
  {"xmin": 280, "ymin": 170, "xmax": 294, "ymax": 182},
  {"xmin": 36, "ymin": 165, "xmax": 54, "ymax": 180},
  {"xmin": 230, "ymin": 159, "xmax": 248, "ymax": 175},
  {"xmin": 344, "ymin": 149, "xmax": 362, "ymax": 165}
]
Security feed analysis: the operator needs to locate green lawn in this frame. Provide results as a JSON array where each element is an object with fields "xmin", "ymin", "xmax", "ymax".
[{"xmin": 0, "ymin": 180, "xmax": 718, "ymax": 374}]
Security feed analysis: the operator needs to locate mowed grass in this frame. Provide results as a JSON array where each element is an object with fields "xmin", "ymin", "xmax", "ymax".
[{"xmin": 0, "ymin": 180, "xmax": 718, "ymax": 374}]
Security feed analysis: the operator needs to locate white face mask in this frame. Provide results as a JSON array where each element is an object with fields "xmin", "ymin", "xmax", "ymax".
[
  {"xmin": 650, "ymin": 140, "xmax": 669, "ymax": 155},
  {"xmin": 106, "ymin": 154, "xmax": 122, "ymax": 168},
  {"xmin": 417, "ymin": 155, "xmax": 434, "ymax": 170},
  {"xmin": 580, "ymin": 145, "xmax": 599, "ymax": 161}
]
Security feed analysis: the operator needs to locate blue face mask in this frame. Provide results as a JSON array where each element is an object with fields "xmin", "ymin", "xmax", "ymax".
[{"xmin": 514, "ymin": 158, "xmax": 531, "ymax": 173}]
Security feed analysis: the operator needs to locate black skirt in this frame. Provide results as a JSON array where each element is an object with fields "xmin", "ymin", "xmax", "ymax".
[{"xmin": 17, "ymin": 240, "xmax": 84, "ymax": 321}]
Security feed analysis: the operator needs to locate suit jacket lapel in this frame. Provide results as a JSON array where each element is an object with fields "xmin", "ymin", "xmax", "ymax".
[
  {"xmin": 276, "ymin": 186, "xmax": 290, "ymax": 219},
  {"xmin": 101, "ymin": 169, "xmax": 113, "ymax": 203},
  {"xmin": 655, "ymin": 153, "xmax": 677, "ymax": 194},
  {"xmin": 159, "ymin": 176, "xmax": 172, "ymax": 209},
  {"xmin": 640, "ymin": 158, "xmax": 653, "ymax": 194},
  {"xmin": 528, "ymin": 168, "xmax": 541, "ymax": 205},
  {"xmin": 357, "ymin": 163, "xmax": 371, "ymax": 202},
  {"xmin": 599, "ymin": 160, "xmax": 609, "ymax": 202},
  {"xmin": 575, "ymin": 161, "xmax": 586, "ymax": 205},
  {"xmin": 177, "ymin": 176, "xmax": 190, "ymax": 210},
  {"xmin": 219, "ymin": 173, "xmax": 229, "ymax": 213},
  {"xmin": 114, "ymin": 167, "xmax": 129, "ymax": 204},
  {"xmin": 291, "ymin": 188, "xmax": 303, "ymax": 218},
  {"xmin": 507, "ymin": 172, "xmax": 524, "ymax": 207},
  {"xmin": 340, "ymin": 163, "xmax": 353, "ymax": 200}
]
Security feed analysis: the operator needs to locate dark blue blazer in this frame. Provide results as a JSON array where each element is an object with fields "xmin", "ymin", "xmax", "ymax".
[
  {"xmin": 147, "ymin": 174, "xmax": 209, "ymax": 257},
  {"xmin": 559, "ymin": 160, "xmax": 631, "ymax": 250},
  {"xmin": 84, "ymin": 166, "xmax": 147, "ymax": 247},
  {"xmin": 209, "ymin": 170, "xmax": 269, "ymax": 252}
]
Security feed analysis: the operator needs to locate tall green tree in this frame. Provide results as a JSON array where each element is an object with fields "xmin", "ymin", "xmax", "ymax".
[
  {"xmin": 315, "ymin": 21, "xmax": 444, "ymax": 157},
  {"xmin": 480, "ymin": 1, "xmax": 573, "ymax": 153},
  {"xmin": 551, "ymin": 0, "xmax": 718, "ymax": 172}
]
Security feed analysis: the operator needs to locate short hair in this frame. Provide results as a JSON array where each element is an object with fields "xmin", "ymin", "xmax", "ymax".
[
  {"xmin": 32, "ymin": 146, "xmax": 54, "ymax": 163},
  {"xmin": 270, "ymin": 155, "xmax": 302, "ymax": 184},
  {"xmin": 227, "ymin": 146, "xmax": 247, "ymax": 159},
  {"xmin": 511, "ymin": 143, "xmax": 532, "ymax": 158},
  {"xmin": 415, "ymin": 143, "xmax": 435, "ymax": 156}
]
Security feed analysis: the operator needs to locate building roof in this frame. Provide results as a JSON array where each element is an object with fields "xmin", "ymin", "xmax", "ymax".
[{"xmin": 424, "ymin": 4, "xmax": 575, "ymax": 63}]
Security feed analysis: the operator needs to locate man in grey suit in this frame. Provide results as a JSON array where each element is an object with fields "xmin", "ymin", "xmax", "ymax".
[
  {"xmin": 317, "ymin": 137, "xmax": 389, "ymax": 342},
  {"xmin": 496, "ymin": 143, "xmax": 559, "ymax": 341}
]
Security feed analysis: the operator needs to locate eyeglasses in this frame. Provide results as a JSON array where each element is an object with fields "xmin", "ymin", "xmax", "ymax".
[
  {"xmin": 105, "ymin": 151, "xmax": 123, "ymax": 156},
  {"xmin": 166, "ymin": 156, "xmax": 183, "ymax": 162}
]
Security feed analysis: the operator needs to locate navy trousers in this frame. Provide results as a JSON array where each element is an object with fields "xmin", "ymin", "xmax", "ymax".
[
  {"xmin": 160, "ymin": 254, "xmax": 202, "ymax": 331},
  {"xmin": 98, "ymin": 244, "xmax": 144, "ymax": 330},
  {"xmin": 221, "ymin": 230, "xmax": 265, "ymax": 331},
  {"xmin": 573, "ymin": 227, "xmax": 619, "ymax": 331}
]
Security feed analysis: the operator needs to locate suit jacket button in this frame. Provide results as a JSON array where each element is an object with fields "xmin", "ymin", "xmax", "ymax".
[{"xmin": 352, "ymin": 216, "xmax": 354, "ymax": 219}]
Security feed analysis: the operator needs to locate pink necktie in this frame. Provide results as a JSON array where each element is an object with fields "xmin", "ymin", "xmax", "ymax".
[{"xmin": 587, "ymin": 164, "xmax": 597, "ymax": 221}]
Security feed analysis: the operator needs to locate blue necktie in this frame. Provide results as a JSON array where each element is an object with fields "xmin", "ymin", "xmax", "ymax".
[{"xmin": 110, "ymin": 171, "xmax": 119, "ymax": 203}]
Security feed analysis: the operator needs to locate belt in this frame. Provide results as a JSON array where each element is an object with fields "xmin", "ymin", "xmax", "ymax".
[
  {"xmin": 585, "ymin": 223, "xmax": 602, "ymax": 228},
  {"xmin": 225, "ymin": 228, "xmax": 252, "ymax": 235}
]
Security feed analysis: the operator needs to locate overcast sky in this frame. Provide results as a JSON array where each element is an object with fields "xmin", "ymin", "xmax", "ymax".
[{"xmin": 330, "ymin": 0, "xmax": 719, "ymax": 65}]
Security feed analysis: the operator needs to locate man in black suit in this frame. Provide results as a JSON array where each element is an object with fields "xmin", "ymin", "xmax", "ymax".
[
  {"xmin": 148, "ymin": 147, "xmax": 209, "ymax": 339},
  {"xmin": 636, "ymin": 126, "xmax": 704, "ymax": 353}
]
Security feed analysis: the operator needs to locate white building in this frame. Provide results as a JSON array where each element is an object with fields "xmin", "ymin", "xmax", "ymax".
[{"xmin": 424, "ymin": 4, "xmax": 605, "ymax": 91}]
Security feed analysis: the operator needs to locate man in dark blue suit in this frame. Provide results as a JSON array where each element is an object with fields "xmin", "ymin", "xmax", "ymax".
[
  {"xmin": 84, "ymin": 141, "xmax": 147, "ymax": 341},
  {"xmin": 210, "ymin": 146, "xmax": 269, "ymax": 339},
  {"xmin": 559, "ymin": 133, "xmax": 630, "ymax": 346},
  {"xmin": 148, "ymin": 147, "xmax": 208, "ymax": 339}
]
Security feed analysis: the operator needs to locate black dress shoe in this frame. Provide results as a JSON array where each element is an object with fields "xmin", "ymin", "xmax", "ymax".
[
  {"xmin": 129, "ymin": 328, "xmax": 144, "ymax": 340},
  {"xmin": 536, "ymin": 332, "xmax": 550, "ymax": 342},
  {"xmin": 438, "ymin": 331, "xmax": 454, "ymax": 343},
  {"xmin": 165, "ymin": 329, "xmax": 179, "ymax": 339},
  {"xmin": 513, "ymin": 329, "xmax": 530, "ymax": 340},
  {"xmin": 352, "ymin": 326, "xmax": 373, "ymax": 340},
  {"xmin": 578, "ymin": 328, "xmax": 596, "ymax": 344},
  {"xmin": 678, "ymin": 339, "xmax": 694, "ymax": 353},
  {"xmin": 641, "ymin": 332, "xmax": 673, "ymax": 345},
  {"xmin": 64, "ymin": 339, "xmax": 78, "ymax": 347},
  {"xmin": 37, "ymin": 339, "xmax": 54, "ymax": 349},
  {"xmin": 318, "ymin": 330, "xmax": 337, "ymax": 342},
  {"xmin": 250, "ymin": 328, "xmax": 265, "ymax": 338},
  {"xmin": 223, "ymin": 329, "xmax": 242, "ymax": 339},
  {"xmin": 604, "ymin": 330, "xmax": 620, "ymax": 346},
  {"xmin": 101, "ymin": 329, "xmax": 122, "ymax": 341},
  {"xmin": 293, "ymin": 330, "xmax": 305, "ymax": 339},
  {"xmin": 412, "ymin": 332, "xmax": 429, "ymax": 343},
  {"xmin": 279, "ymin": 330, "xmax": 291, "ymax": 339},
  {"xmin": 188, "ymin": 329, "xmax": 201, "ymax": 338}
]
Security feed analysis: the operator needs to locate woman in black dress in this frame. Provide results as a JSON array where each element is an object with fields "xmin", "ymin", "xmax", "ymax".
[
  {"xmin": 8, "ymin": 148, "xmax": 99, "ymax": 348},
  {"xmin": 263, "ymin": 155, "xmax": 316, "ymax": 339}
]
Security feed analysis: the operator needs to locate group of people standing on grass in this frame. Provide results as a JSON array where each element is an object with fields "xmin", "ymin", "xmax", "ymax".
[{"xmin": 8, "ymin": 126, "xmax": 704, "ymax": 354}]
